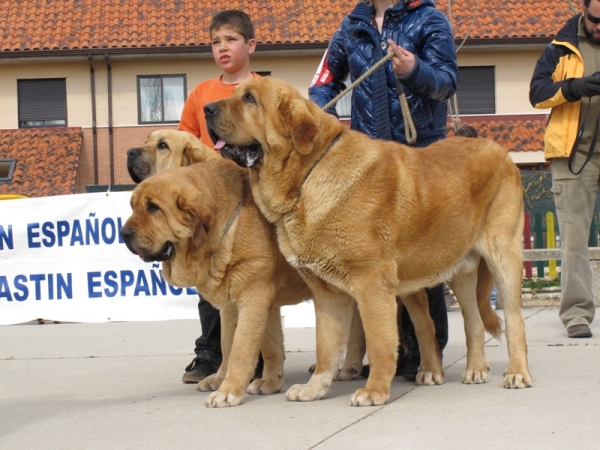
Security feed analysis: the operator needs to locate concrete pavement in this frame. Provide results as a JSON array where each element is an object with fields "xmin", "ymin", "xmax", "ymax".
[{"xmin": 1, "ymin": 306, "xmax": 599, "ymax": 449}]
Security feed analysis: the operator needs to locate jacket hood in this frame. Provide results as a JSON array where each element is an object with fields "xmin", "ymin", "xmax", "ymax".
[{"xmin": 348, "ymin": 0, "xmax": 435, "ymax": 22}]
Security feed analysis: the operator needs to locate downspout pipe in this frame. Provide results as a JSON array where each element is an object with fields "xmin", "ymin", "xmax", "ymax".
[
  {"xmin": 88, "ymin": 54, "xmax": 98, "ymax": 184},
  {"xmin": 105, "ymin": 53, "xmax": 114, "ymax": 185}
]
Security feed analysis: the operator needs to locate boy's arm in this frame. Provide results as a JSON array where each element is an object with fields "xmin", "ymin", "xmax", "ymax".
[{"xmin": 178, "ymin": 90, "xmax": 201, "ymax": 138}]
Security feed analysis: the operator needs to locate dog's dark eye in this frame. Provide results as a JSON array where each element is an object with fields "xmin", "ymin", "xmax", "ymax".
[
  {"xmin": 147, "ymin": 201, "xmax": 160, "ymax": 213},
  {"xmin": 157, "ymin": 141, "xmax": 169, "ymax": 151},
  {"xmin": 243, "ymin": 92, "xmax": 256, "ymax": 104}
]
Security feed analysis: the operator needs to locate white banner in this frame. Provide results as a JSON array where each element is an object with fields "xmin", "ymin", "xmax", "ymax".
[
  {"xmin": 0, "ymin": 193, "xmax": 315, "ymax": 327},
  {"xmin": 0, "ymin": 192, "xmax": 199, "ymax": 325}
]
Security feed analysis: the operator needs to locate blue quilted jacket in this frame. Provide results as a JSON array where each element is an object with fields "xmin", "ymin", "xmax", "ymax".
[{"xmin": 309, "ymin": 0, "xmax": 458, "ymax": 147}]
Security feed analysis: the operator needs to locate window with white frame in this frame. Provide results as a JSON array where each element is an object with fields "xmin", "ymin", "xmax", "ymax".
[{"xmin": 138, "ymin": 75, "xmax": 186, "ymax": 124}]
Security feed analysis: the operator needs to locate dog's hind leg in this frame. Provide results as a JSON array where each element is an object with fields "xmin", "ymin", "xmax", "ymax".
[
  {"xmin": 285, "ymin": 289, "xmax": 354, "ymax": 402},
  {"xmin": 247, "ymin": 306, "xmax": 285, "ymax": 395},
  {"xmin": 401, "ymin": 289, "xmax": 444, "ymax": 385},
  {"xmin": 488, "ymin": 161, "xmax": 532, "ymax": 388},
  {"xmin": 452, "ymin": 266, "xmax": 491, "ymax": 384},
  {"xmin": 306, "ymin": 302, "xmax": 365, "ymax": 381},
  {"xmin": 492, "ymin": 244, "xmax": 533, "ymax": 388},
  {"xmin": 337, "ymin": 303, "xmax": 366, "ymax": 380}
]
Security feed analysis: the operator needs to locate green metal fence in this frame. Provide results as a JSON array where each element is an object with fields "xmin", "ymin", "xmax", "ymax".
[
  {"xmin": 522, "ymin": 170, "xmax": 600, "ymax": 276},
  {"xmin": 85, "ymin": 184, "xmax": 137, "ymax": 193}
]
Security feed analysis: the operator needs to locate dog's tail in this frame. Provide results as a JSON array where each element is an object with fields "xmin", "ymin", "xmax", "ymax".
[{"xmin": 476, "ymin": 259, "xmax": 503, "ymax": 339}]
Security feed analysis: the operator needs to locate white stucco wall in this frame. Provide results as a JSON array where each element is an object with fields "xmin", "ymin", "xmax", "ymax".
[
  {"xmin": 457, "ymin": 47, "xmax": 547, "ymax": 116},
  {"xmin": 0, "ymin": 46, "xmax": 549, "ymax": 130}
]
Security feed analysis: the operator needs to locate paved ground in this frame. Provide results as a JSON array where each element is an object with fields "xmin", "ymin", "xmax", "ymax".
[{"xmin": 1, "ymin": 306, "xmax": 599, "ymax": 449}]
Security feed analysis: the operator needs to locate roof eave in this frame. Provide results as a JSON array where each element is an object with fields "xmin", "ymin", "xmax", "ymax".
[
  {"xmin": 457, "ymin": 36, "xmax": 554, "ymax": 49},
  {"xmin": 0, "ymin": 42, "xmax": 330, "ymax": 61},
  {"xmin": 0, "ymin": 37, "xmax": 553, "ymax": 61}
]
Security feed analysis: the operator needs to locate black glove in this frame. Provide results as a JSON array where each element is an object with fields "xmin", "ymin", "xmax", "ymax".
[{"xmin": 568, "ymin": 72, "xmax": 600, "ymax": 100}]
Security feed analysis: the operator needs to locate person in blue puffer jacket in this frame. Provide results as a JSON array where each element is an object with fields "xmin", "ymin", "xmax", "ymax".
[{"xmin": 309, "ymin": 0, "xmax": 458, "ymax": 381}]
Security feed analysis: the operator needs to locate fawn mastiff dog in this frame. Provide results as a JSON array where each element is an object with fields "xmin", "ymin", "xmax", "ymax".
[
  {"xmin": 126, "ymin": 129, "xmax": 219, "ymax": 183},
  {"xmin": 205, "ymin": 77, "xmax": 533, "ymax": 406},
  {"xmin": 124, "ymin": 130, "xmax": 381, "ymax": 406},
  {"xmin": 121, "ymin": 159, "xmax": 314, "ymax": 407}
]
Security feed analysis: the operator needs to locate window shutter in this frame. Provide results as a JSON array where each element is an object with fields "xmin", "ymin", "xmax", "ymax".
[
  {"xmin": 456, "ymin": 67, "xmax": 495, "ymax": 114},
  {"xmin": 18, "ymin": 79, "xmax": 67, "ymax": 122}
]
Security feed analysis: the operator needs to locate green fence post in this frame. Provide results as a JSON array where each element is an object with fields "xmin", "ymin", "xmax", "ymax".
[{"xmin": 590, "ymin": 213, "xmax": 599, "ymax": 247}]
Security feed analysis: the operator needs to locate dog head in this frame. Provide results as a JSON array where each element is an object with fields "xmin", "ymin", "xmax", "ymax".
[
  {"xmin": 204, "ymin": 77, "xmax": 339, "ymax": 169},
  {"xmin": 120, "ymin": 165, "xmax": 217, "ymax": 286},
  {"xmin": 126, "ymin": 129, "xmax": 219, "ymax": 183}
]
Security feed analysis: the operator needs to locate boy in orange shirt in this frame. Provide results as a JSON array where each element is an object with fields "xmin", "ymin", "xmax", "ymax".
[{"xmin": 178, "ymin": 9, "xmax": 261, "ymax": 383}]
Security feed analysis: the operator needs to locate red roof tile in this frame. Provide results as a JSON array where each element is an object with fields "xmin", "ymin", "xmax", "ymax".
[
  {"xmin": 0, "ymin": 1, "xmax": 576, "ymax": 53},
  {"xmin": 440, "ymin": 0, "xmax": 574, "ymax": 40},
  {"xmin": 0, "ymin": 128, "xmax": 82, "ymax": 197},
  {"xmin": 449, "ymin": 119, "xmax": 546, "ymax": 154}
]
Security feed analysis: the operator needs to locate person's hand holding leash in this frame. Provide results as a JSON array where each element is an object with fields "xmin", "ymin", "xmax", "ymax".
[{"xmin": 387, "ymin": 39, "xmax": 415, "ymax": 76}]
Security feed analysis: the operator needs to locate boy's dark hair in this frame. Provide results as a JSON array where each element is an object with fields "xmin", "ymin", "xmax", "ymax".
[
  {"xmin": 454, "ymin": 124, "xmax": 478, "ymax": 138},
  {"xmin": 209, "ymin": 10, "xmax": 255, "ymax": 41}
]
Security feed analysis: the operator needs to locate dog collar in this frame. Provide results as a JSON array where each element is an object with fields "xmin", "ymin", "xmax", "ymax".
[
  {"xmin": 221, "ymin": 188, "xmax": 244, "ymax": 240},
  {"xmin": 296, "ymin": 132, "xmax": 343, "ymax": 199}
]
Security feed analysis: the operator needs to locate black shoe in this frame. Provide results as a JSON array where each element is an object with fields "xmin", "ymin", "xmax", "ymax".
[
  {"xmin": 567, "ymin": 324, "xmax": 592, "ymax": 338},
  {"xmin": 360, "ymin": 355, "xmax": 420, "ymax": 380},
  {"xmin": 361, "ymin": 364, "xmax": 370, "ymax": 378},
  {"xmin": 182, "ymin": 356, "xmax": 221, "ymax": 383},
  {"xmin": 402, "ymin": 358, "xmax": 419, "ymax": 381}
]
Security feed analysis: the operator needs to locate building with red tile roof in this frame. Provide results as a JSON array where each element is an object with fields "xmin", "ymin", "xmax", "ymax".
[
  {"xmin": 0, "ymin": 128, "xmax": 82, "ymax": 197},
  {"xmin": 0, "ymin": 0, "xmax": 574, "ymax": 52},
  {"xmin": 0, "ymin": 0, "xmax": 576, "ymax": 195}
]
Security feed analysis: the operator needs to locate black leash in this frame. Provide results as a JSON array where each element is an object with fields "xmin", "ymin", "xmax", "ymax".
[{"xmin": 568, "ymin": 102, "xmax": 599, "ymax": 175}]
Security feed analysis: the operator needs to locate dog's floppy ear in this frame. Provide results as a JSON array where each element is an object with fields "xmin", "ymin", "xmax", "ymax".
[
  {"xmin": 182, "ymin": 141, "xmax": 203, "ymax": 166},
  {"xmin": 191, "ymin": 218, "xmax": 208, "ymax": 248},
  {"xmin": 279, "ymin": 98, "xmax": 318, "ymax": 155},
  {"xmin": 183, "ymin": 140, "xmax": 219, "ymax": 165},
  {"xmin": 176, "ymin": 194, "xmax": 211, "ymax": 248},
  {"xmin": 181, "ymin": 143, "xmax": 194, "ymax": 166}
]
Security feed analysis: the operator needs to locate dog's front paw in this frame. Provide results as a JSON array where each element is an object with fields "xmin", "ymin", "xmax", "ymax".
[
  {"xmin": 196, "ymin": 374, "xmax": 224, "ymax": 392},
  {"xmin": 461, "ymin": 367, "xmax": 491, "ymax": 384},
  {"xmin": 503, "ymin": 370, "xmax": 533, "ymax": 389},
  {"xmin": 416, "ymin": 370, "xmax": 444, "ymax": 386},
  {"xmin": 285, "ymin": 383, "xmax": 327, "ymax": 402},
  {"xmin": 247, "ymin": 376, "xmax": 284, "ymax": 395},
  {"xmin": 350, "ymin": 387, "xmax": 389, "ymax": 406},
  {"xmin": 205, "ymin": 389, "xmax": 244, "ymax": 407}
]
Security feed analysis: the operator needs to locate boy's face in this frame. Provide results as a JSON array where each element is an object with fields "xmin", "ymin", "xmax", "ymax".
[{"xmin": 210, "ymin": 27, "xmax": 256, "ymax": 74}]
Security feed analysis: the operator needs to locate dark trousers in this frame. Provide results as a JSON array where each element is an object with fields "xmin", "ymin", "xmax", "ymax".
[
  {"xmin": 401, "ymin": 283, "xmax": 448, "ymax": 362},
  {"xmin": 193, "ymin": 295, "xmax": 222, "ymax": 364}
]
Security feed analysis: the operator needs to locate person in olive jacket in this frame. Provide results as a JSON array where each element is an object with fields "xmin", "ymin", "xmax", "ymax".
[{"xmin": 529, "ymin": 0, "xmax": 600, "ymax": 339}]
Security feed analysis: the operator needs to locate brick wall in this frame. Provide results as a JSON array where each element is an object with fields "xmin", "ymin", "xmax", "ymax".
[{"xmin": 74, "ymin": 125, "xmax": 178, "ymax": 193}]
